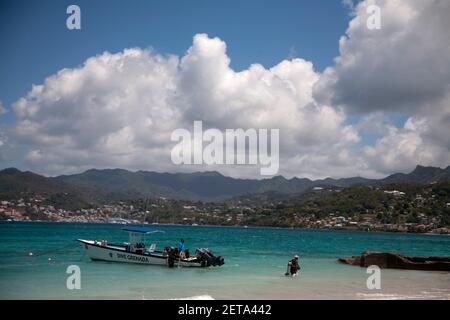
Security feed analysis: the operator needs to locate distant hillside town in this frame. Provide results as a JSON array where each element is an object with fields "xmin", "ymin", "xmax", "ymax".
[{"xmin": 1, "ymin": 166, "xmax": 449, "ymax": 234}]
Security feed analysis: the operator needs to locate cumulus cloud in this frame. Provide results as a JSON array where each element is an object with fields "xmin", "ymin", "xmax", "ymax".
[
  {"xmin": 313, "ymin": 0, "xmax": 450, "ymax": 174},
  {"xmin": 0, "ymin": 128, "xmax": 17, "ymax": 162},
  {"xmin": 12, "ymin": 48, "xmax": 182, "ymax": 175},
  {"xmin": 341, "ymin": 0, "xmax": 356, "ymax": 12},
  {"xmin": 363, "ymin": 95, "xmax": 450, "ymax": 175},
  {"xmin": 6, "ymin": 0, "xmax": 450, "ymax": 179},
  {"xmin": 11, "ymin": 34, "xmax": 359, "ymax": 178},
  {"xmin": 315, "ymin": 0, "xmax": 450, "ymax": 114}
]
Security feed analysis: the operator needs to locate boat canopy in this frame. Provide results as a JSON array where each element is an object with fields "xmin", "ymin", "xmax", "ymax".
[{"xmin": 121, "ymin": 226, "xmax": 161, "ymax": 234}]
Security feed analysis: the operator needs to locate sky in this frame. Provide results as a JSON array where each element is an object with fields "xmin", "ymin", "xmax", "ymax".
[
  {"xmin": 0, "ymin": 0, "xmax": 349, "ymax": 109},
  {"xmin": 0, "ymin": 0, "xmax": 449, "ymax": 179}
]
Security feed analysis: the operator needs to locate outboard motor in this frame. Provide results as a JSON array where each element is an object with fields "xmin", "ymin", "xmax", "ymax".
[{"xmin": 196, "ymin": 248, "xmax": 225, "ymax": 267}]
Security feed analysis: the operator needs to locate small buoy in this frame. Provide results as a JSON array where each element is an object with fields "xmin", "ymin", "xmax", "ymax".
[{"xmin": 27, "ymin": 252, "xmax": 33, "ymax": 256}]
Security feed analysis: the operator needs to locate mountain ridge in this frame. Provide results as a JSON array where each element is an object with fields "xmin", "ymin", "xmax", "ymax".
[{"xmin": 1, "ymin": 165, "xmax": 449, "ymax": 203}]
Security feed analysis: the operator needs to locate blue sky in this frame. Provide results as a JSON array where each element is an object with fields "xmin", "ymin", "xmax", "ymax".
[
  {"xmin": 0, "ymin": 0, "xmax": 359, "ymax": 172},
  {"xmin": 2, "ymin": 0, "xmax": 445, "ymax": 178},
  {"xmin": 0, "ymin": 0, "xmax": 350, "ymax": 117}
]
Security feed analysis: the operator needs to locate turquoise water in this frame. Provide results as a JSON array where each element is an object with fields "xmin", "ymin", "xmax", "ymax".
[{"xmin": 1, "ymin": 221, "xmax": 450, "ymax": 299}]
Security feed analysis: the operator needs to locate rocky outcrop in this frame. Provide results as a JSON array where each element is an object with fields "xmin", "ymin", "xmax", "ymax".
[{"xmin": 338, "ymin": 252, "xmax": 450, "ymax": 271}]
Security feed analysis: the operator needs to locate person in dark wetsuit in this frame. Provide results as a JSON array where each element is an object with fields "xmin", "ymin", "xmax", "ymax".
[
  {"xmin": 285, "ymin": 255, "xmax": 300, "ymax": 276},
  {"xmin": 167, "ymin": 247, "xmax": 178, "ymax": 268}
]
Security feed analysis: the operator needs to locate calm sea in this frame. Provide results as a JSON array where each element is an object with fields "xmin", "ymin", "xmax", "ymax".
[{"xmin": 1, "ymin": 221, "xmax": 449, "ymax": 299}]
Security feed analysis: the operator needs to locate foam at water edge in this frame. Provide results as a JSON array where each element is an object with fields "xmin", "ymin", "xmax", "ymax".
[
  {"xmin": 356, "ymin": 292, "xmax": 449, "ymax": 300},
  {"xmin": 171, "ymin": 295, "xmax": 215, "ymax": 300}
]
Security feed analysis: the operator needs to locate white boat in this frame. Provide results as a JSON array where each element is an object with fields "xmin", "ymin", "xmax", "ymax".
[
  {"xmin": 108, "ymin": 218, "xmax": 130, "ymax": 225},
  {"xmin": 77, "ymin": 226, "xmax": 224, "ymax": 268}
]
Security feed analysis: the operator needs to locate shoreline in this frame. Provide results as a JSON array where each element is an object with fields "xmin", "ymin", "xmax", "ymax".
[{"xmin": 1, "ymin": 219, "xmax": 449, "ymax": 236}]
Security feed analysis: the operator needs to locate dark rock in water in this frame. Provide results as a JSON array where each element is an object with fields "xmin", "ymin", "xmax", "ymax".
[{"xmin": 338, "ymin": 252, "xmax": 450, "ymax": 271}]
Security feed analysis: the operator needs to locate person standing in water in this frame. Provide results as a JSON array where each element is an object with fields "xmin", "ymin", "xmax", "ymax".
[{"xmin": 285, "ymin": 255, "xmax": 300, "ymax": 276}]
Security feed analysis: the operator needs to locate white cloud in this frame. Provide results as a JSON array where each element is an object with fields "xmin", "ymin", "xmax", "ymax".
[
  {"xmin": 341, "ymin": 0, "xmax": 355, "ymax": 12},
  {"xmin": 7, "ymin": 1, "xmax": 450, "ymax": 179},
  {"xmin": 11, "ymin": 34, "xmax": 359, "ymax": 178},
  {"xmin": 0, "ymin": 128, "xmax": 16, "ymax": 162},
  {"xmin": 313, "ymin": 0, "xmax": 450, "ymax": 175},
  {"xmin": 363, "ymin": 94, "xmax": 450, "ymax": 175},
  {"xmin": 315, "ymin": 0, "xmax": 450, "ymax": 114},
  {"xmin": 363, "ymin": 119, "xmax": 449, "ymax": 174}
]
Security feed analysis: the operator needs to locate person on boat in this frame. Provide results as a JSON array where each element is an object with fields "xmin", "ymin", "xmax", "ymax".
[
  {"xmin": 180, "ymin": 248, "xmax": 190, "ymax": 259},
  {"xmin": 178, "ymin": 239, "xmax": 185, "ymax": 253},
  {"xmin": 135, "ymin": 242, "xmax": 144, "ymax": 254},
  {"xmin": 163, "ymin": 247, "xmax": 168, "ymax": 256},
  {"xmin": 286, "ymin": 255, "xmax": 300, "ymax": 276}
]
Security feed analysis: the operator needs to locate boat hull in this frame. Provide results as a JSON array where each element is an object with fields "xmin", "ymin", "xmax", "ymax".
[{"xmin": 77, "ymin": 239, "xmax": 203, "ymax": 267}]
